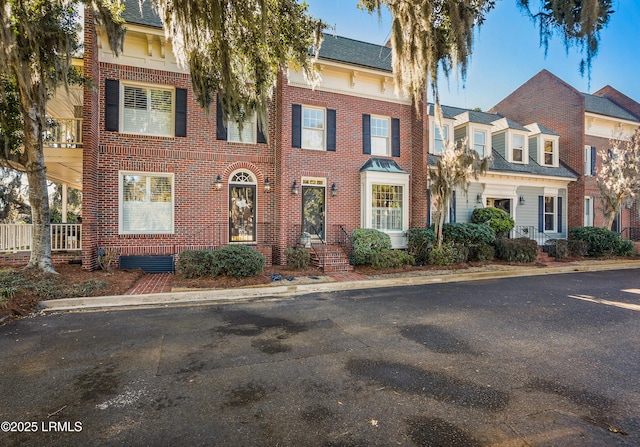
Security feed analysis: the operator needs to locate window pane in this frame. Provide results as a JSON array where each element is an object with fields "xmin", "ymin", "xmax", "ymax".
[
  {"xmin": 302, "ymin": 107, "xmax": 325, "ymax": 150},
  {"xmin": 371, "ymin": 184, "xmax": 403, "ymax": 231},
  {"xmin": 544, "ymin": 140, "xmax": 554, "ymax": 165},
  {"xmin": 434, "ymin": 125, "xmax": 447, "ymax": 153},
  {"xmin": 228, "ymin": 116, "xmax": 255, "ymax": 143},
  {"xmin": 121, "ymin": 173, "xmax": 173, "ymax": 233},
  {"xmin": 122, "ymin": 85, "xmax": 173, "ymax": 136},
  {"xmin": 474, "ymin": 131, "xmax": 485, "ymax": 156}
]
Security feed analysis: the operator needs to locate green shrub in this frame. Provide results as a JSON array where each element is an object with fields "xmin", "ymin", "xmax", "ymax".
[
  {"xmin": 494, "ymin": 238, "xmax": 538, "ymax": 263},
  {"xmin": 178, "ymin": 250, "xmax": 215, "ymax": 278},
  {"xmin": 406, "ymin": 228, "xmax": 436, "ymax": 264},
  {"xmin": 569, "ymin": 226, "xmax": 627, "ymax": 257},
  {"xmin": 211, "ymin": 245, "xmax": 266, "ymax": 278},
  {"xmin": 555, "ymin": 239, "xmax": 569, "ymax": 259},
  {"xmin": 471, "ymin": 207, "xmax": 515, "ymax": 238},
  {"xmin": 568, "ymin": 239, "xmax": 589, "ymax": 257},
  {"xmin": 285, "ymin": 247, "xmax": 311, "ymax": 269},
  {"xmin": 351, "ymin": 228, "xmax": 392, "ymax": 265},
  {"xmin": 428, "ymin": 243, "xmax": 463, "ymax": 266},
  {"xmin": 442, "ymin": 222, "xmax": 496, "ymax": 246},
  {"xmin": 470, "ymin": 244, "xmax": 495, "ymax": 262},
  {"xmin": 369, "ymin": 249, "xmax": 415, "ymax": 269},
  {"xmin": 617, "ymin": 239, "xmax": 635, "ymax": 256}
]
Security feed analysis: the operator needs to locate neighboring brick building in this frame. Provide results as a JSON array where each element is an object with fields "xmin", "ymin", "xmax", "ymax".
[{"xmin": 491, "ymin": 70, "xmax": 640, "ymax": 232}]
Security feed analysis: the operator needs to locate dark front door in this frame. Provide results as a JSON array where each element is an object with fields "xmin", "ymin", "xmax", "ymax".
[
  {"xmin": 493, "ymin": 198, "xmax": 511, "ymax": 215},
  {"xmin": 302, "ymin": 185, "xmax": 325, "ymax": 240}
]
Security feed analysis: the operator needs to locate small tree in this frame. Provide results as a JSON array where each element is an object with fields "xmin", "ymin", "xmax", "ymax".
[
  {"xmin": 597, "ymin": 129, "xmax": 640, "ymax": 230},
  {"xmin": 429, "ymin": 139, "xmax": 490, "ymax": 247}
]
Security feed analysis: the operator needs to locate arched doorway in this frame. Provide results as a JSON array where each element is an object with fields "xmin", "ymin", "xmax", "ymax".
[{"xmin": 229, "ymin": 170, "xmax": 256, "ymax": 242}]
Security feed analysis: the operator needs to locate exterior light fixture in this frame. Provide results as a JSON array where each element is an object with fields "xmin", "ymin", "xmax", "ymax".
[
  {"xmin": 264, "ymin": 177, "xmax": 271, "ymax": 194},
  {"xmin": 476, "ymin": 193, "xmax": 482, "ymax": 204},
  {"xmin": 292, "ymin": 180, "xmax": 299, "ymax": 195},
  {"xmin": 214, "ymin": 175, "xmax": 223, "ymax": 191},
  {"xmin": 519, "ymin": 195, "xmax": 526, "ymax": 205},
  {"xmin": 331, "ymin": 183, "xmax": 338, "ymax": 197}
]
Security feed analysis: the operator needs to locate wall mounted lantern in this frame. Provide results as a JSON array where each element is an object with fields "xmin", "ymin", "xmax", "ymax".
[
  {"xmin": 264, "ymin": 177, "xmax": 271, "ymax": 193},
  {"xmin": 214, "ymin": 175, "xmax": 223, "ymax": 191},
  {"xmin": 292, "ymin": 180, "xmax": 299, "ymax": 195},
  {"xmin": 476, "ymin": 193, "xmax": 482, "ymax": 204},
  {"xmin": 519, "ymin": 195, "xmax": 526, "ymax": 205},
  {"xmin": 331, "ymin": 183, "xmax": 338, "ymax": 197}
]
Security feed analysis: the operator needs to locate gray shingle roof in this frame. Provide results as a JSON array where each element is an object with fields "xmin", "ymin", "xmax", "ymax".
[
  {"xmin": 525, "ymin": 123, "xmax": 560, "ymax": 136},
  {"xmin": 318, "ymin": 34, "xmax": 392, "ymax": 72},
  {"xmin": 429, "ymin": 104, "xmax": 530, "ymax": 130},
  {"xmin": 584, "ymin": 93, "xmax": 640, "ymax": 122},
  {"xmin": 427, "ymin": 152, "xmax": 577, "ymax": 180},
  {"xmin": 122, "ymin": 0, "xmax": 162, "ymax": 28}
]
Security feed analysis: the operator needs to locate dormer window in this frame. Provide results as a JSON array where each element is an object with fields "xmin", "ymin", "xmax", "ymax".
[
  {"xmin": 473, "ymin": 130, "xmax": 487, "ymax": 157},
  {"xmin": 544, "ymin": 140, "xmax": 555, "ymax": 166},
  {"xmin": 434, "ymin": 124, "xmax": 449, "ymax": 154},
  {"xmin": 512, "ymin": 135, "xmax": 524, "ymax": 162}
]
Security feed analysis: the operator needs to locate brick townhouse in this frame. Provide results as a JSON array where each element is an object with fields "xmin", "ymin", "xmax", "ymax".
[
  {"xmin": 2, "ymin": 3, "xmax": 638, "ymax": 271},
  {"xmin": 491, "ymin": 69, "xmax": 640, "ymax": 233}
]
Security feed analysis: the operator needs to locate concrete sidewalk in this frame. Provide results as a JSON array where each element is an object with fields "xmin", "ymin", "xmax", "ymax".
[{"xmin": 38, "ymin": 259, "xmax": 640, "ymax": 312}]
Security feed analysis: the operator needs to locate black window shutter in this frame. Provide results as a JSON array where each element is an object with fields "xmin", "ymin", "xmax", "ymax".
[
  {"xmin": 175, "ymin": 88, "xmax": 187, "ymax": 137},
  {"xmin": 105, "ymin": 79, "xmax": 119, "ymax": 132},
  {"xmin": 292, "ymin": 104, "xmax": 302, "ymax": 148},
  {"xmin": 391, "ymin": 118, "xmax": 400, "ymax": 157},
  {"xmin": 257, "ymin": 119, "xmax": 267, "ymax": 144},
  {"xmin": 362, "ymin": 114, "xmax": 371, "ymax": 154},
  {"xmin": 590, "ymin": 146, "xmax": 597, "ymax": 175},
  {"xmin": 557, "ymin": 196, "xmax": 562, "ymax": 233},
  {"xmin": 538, "ymin": 196, "xmax": 544, "ymax": 232},
  {"xmin": 327, "ymin": 109, "xmax": 336, "ymax": 151},
  {"xmin": 450, "ymin": 190, "xmax": 457, "ymax": 223},
  {"xmin": 216, "ymin": 95, "xmax": 227, "ymax": 140},
  {"xmin": 427, "ymin": 190, "xmax": 431, "ymax": 227}
]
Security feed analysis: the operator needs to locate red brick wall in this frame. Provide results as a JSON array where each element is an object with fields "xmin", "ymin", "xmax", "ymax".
[
  {"xmin": 273, "ymin": 79, "xmax": 417, "ymax": 262},
  {"xmin": 490, "ymin": 70, "xmax": 586, "ymax": 229}
]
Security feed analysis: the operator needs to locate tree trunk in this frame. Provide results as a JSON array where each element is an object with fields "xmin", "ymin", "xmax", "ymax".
[{"xmin": 21, "ymin": 102, "xmax": 56, "ymax": 273}]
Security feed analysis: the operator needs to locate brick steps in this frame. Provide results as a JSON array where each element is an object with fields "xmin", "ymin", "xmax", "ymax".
[
  {"xmin": 536, "ymin": 247, "xmax": 554, "ymax": 263},
  {"xmin": 309, "ymin": 244, "xmax": 354, "ymax": 273}
]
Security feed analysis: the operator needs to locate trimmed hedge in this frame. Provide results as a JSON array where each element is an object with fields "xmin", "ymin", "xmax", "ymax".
[
  {"xmin": 406, "ymin": 228, "xmax": 436, "ymax": 265},
  {"xmin": 178, "ymin": 246, "xmax": 265, "ymax": 278},
  {"xmin": 369, "ymin": 249, "xmax": 415, "ymax": 269},
  {"xmin": 177, "ymin": 250, "xmax": 214, "ymax": 278},
  {"xmin": 352, "ymin": 228, "xmax": 392, "ymax": 265},
  {"xmin": 569, "ymin": 226, "xmax": 632, "ymax": 257},
  {"xmin": 285, "ymin": 247, "xmax": 311, "ymax": 269},
  {"xmin": 211, "ymin": 245, "xmax": 266, "ymax": 278},
  {"xmin": 494, "ymin": 238, "xmax": 538, "ymax": 263},
  {"xmin": 428, "ymin": 242, "xmax": 467, "ymax": 266},
  {"xmin": 470, "ymin": 207, "xmax": 515, "ymax": 238},
  {"xmin": 442, "ymin": 222, "xmax": 496, "ymax": 246}
]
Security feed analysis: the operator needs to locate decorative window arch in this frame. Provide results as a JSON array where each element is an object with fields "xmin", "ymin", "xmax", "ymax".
[{"xmin": 229, "ymin": 170, "xmax": 257, "ymax": 242}]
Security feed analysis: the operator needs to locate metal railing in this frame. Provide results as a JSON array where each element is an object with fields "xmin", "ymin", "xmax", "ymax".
[
  {"xmin": 45, "ymin": 118, "xmax": 83, "ymax": 148},
  {"xmin": 184, "ymin": 221, "xmax": 274, "ymax": 247},
  {"xmin": 620, "ymin": 227, "xmax": 640, "ymax": 242},
  {"xmin": 0, "ymin": 224, "xmax": 82, "ymax": 252},
  {"xmin": 513, "ymin": 225, "xmax": 552, "ymax": 245},
  {"xmin": 332, "ymin": 224, "xmax": 354, "ymax": 265}
]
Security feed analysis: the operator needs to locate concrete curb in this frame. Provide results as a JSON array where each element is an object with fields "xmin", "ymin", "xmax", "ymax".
[{"xmin": 39, "ymin": 260, "xmax": 640, "ymax": 312}]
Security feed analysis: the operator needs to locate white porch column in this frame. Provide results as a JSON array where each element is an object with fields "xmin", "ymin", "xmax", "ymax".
[{"xmin": 61, "ymin": 183, "xmax": 68, "ymax": 223}]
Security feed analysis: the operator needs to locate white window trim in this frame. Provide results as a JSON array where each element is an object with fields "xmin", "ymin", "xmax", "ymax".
[
  {"xmin": 370, "ymin": 115, "xmax": 391, "ymax": 156},
  {"xmin": 120, "ymin": 81, "xmax": 175, "ymax": 137},
  {"xmin": 430, "ymin": 119, "xmax": 452, "ymax": 154},
  {"xmin": 360, "ymin": 170, "xmax": 409, "ymax": 248},
  {"xmin": 302, "ymin": 105, "xmax": 326, "ymax": 151},
  {"xmin": 227, "ymin": 114, "xmax": 257, "ymax": 144},
  {"xmin": 510, "ymin": 131, "xmax": 527, "ymax": 164},
  {"xmin": 584, "ymin": 196, "xmax": 594, "ymax": 226},
  {"xmin": 471, "ymin": 127, "xmax": 491, "ymax": 157},
  {"xmin": 541, "ymin": 138, "xmax": 558, "ymax": 167},
  {"xmin": 544, "ymin": 195, "xmax": 557, "ymax": 233},
  {"xmin": 584, "ymin": 145, "xmax": 592, "ymax": 176},
  {"xmin": 118, "ymin": 171, "xmax": 175, "ymax": 235}
]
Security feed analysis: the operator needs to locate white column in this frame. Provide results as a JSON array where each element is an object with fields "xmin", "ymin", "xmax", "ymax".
[{"xmin": 62, "ymin": 183, "xmax": 68, "ymax": 223}]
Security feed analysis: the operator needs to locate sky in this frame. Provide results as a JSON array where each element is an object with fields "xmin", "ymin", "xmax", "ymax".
[{"xmin": 304, "ymin": 0, "xmax": 640, "ymax": 111}]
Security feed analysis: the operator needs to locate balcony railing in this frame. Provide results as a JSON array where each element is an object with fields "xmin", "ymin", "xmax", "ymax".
[
  {"xmin": 0, "ymin": 224, "xmax": 82, "ymax": 252},
  {"xmin": 45, "ymin": 118, "xmax": 83, "ymax": 148}
]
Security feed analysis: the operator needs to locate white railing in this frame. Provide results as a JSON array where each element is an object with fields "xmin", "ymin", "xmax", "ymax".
[
  {"xmin": 45, "ymin": 118, "xmax": 83, "ymax": 148},
  {"xmin": 0, "ymin": 224, "xmax": 82, "ymax": 252},
  {"xmin": 0, "ymin": 224, "xmax": 33, "ymax": 252}
]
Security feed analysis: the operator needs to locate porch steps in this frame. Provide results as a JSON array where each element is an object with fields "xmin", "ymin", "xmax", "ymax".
[
  {"xmin": 536, "ymin": 247, "xmax": 554, "ymax": 263},
  {"xmin": 309, "ymin": 244, "xmax": 354, "ymax": 273}
]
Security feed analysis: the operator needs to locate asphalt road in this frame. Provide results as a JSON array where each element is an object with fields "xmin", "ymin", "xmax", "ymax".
[{"xmin": 1, "ymin": 269, "xmax": 639, "ymax": 446}]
